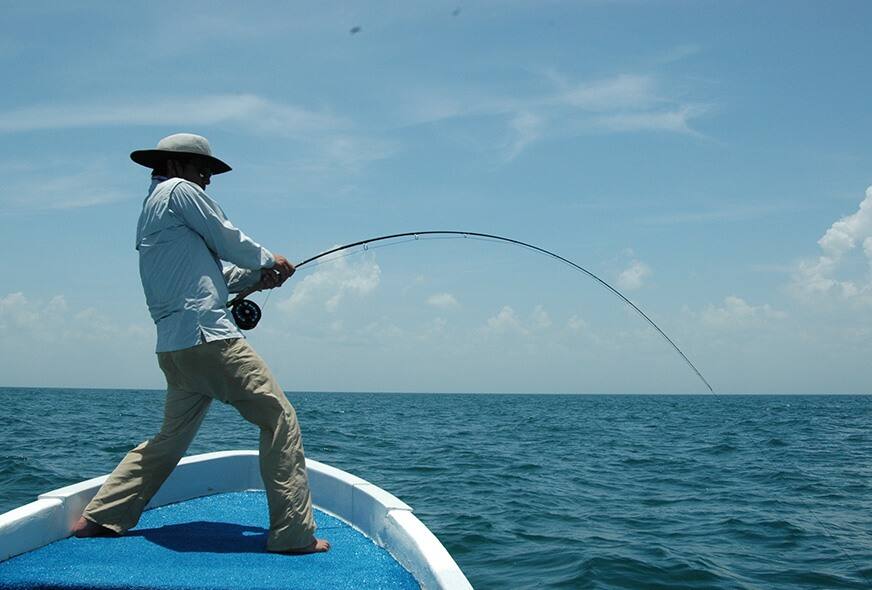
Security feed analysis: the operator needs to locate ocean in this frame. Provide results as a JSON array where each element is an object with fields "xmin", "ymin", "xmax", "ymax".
[{"xmin": 1, "ymin": 388, "xmax": 870, "ymax": 589}]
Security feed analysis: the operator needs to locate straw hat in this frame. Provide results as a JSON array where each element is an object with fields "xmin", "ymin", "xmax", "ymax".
[{"xmin": 130, "ymin": 133, "xmax": 232, "ymax": 174}]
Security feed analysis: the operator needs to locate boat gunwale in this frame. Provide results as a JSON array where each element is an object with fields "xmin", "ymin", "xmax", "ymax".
[{"xmin": 0, "ymin": 450, "xmax": 471, "ymax": 590}]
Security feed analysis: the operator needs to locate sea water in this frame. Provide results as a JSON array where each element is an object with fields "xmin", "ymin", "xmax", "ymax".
[{"xmin": 1, "ymin": 388, "xmax": 870, "ymax": 589}]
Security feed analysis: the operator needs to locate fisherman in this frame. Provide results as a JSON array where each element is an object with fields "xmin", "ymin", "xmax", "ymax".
[{"xmin": 71, "ymin": 133, "xmax": 329, "ymax": 555}]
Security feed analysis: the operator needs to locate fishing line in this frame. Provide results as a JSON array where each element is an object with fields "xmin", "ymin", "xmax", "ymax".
[
  {"xmin": 227, "ymin": 230, "xmax": 867, "ymax": 583},
  {"xmin": 298, "ymin": 236, "xmax": 421, "ymax": 271},
  {"xmin": 229, "ymin": 230, "xmax": 713, "ymax": 393}
]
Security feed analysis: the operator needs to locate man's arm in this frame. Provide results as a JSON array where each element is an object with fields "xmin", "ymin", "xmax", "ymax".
[
  {"xmin": 170, "ymin": 181, "xmax": 275, "ymax": 271},
  {"xmin": 170, "ymin": 181, "xmax": 297, "ymax": 291},
  {"xmin": 225, "ymin": 257, "xmax": 296, "ymax": 300},
  {"xmin": 222, "ymin": 262, "xmax": 260, "ymax": 293}
]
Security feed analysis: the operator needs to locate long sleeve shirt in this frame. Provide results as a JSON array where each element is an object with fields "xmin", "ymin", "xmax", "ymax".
[{"xmin": 135, "ymin": 177, "xmax": 275, "ymax": 352}]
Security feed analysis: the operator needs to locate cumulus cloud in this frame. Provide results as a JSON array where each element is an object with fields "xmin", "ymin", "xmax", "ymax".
[
  {"xmin": 0, "ymin": 292, "xmax": 41, "ymax": 329},
  {"xmin": 567, "ymin": 314, "xmax": 587, "ymax": 332},
  {"xmin": 697, "ymin": 296, "xmax": 787, "ymax": 329},
  {"xmin": 484, "ymin": 305, "xmax": 552, "ymax": 336},
  {"xmin": 531, "ymin": 305, "xmax": 552, "ymax": 330},
  {"xmin": 792, "ymin": 185, "xmax": 872, "ymax": 304},
  {"xmin": 426, "ymin": 292, "xmax": 458, "ymax": 308},
  {"xmin": 278, "ymin": 252, "xmax": 380, "ymax": 314},
  {"xmin": 486, "ymin": 306, "xmax": 526, "ymax": 334},
  {"xmin": 617, "ymin": 260, "xmax": 652, "ymax": 291},
  {"xmin": 0, "ymin": 292, "xmax": 133, "ymax": 341}
]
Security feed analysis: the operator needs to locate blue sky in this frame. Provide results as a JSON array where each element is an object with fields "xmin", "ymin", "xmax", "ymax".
[{"xmin": 1, "ymin": 1, "xmax": 870, "ymax": 393}]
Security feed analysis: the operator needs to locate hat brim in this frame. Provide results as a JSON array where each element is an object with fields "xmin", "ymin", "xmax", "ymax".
[{"xmin": 130, "ymin": 149, "xmax": 232, "ymax": 174}]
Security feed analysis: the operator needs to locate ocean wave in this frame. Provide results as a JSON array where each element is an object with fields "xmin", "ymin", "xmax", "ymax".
[{"xmin": 2, "ymin": 389, "xmax": 871, "ymax": 589}]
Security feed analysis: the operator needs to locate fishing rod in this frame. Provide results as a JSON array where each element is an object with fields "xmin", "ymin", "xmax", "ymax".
[{"xmin": 228, "ymin": 230, "xmax": 714, "ymax": 393}]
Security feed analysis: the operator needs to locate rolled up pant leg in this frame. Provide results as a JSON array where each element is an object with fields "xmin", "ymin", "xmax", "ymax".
[
  {"xmin": 82, "ymin": 355, "xmax": 211, "ymax": 533},
  {"xmin": 170, "ymin": 338, "xmax": 316, "ymax": 551}
]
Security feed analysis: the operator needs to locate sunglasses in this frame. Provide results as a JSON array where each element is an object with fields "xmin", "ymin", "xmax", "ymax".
[{"xmin": 184, "ymin": 159, "xmax": 212, "ymax": 178}]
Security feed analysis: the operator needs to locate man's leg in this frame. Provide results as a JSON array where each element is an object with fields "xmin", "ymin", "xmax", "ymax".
[
  {"xmin": 76, "ymin": 353, "xmax": 211, "ymax": 535},
  {"xmin": 171, "ymin": 338, "xmax": 327, "ymax": 553}
]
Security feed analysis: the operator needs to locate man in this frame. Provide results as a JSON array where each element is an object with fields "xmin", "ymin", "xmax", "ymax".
[{"xmin": 71, "ymin": 133, "xmax": 329, "ymax": 555}]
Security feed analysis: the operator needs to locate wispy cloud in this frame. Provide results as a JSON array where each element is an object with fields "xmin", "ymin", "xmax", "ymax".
[
  {"xmin": 554, "ymin": 74, "xmax": 662, "ymax": 111},
  {"xmin": 638, "ymin": 200, "xmax": 796, "ymax": 226},
  {"xmin": 652, "ymin": 44, "xmax": 702, "ymax": 65},
  {"xmin": 398, "ymin": 72, "xmax": 711, "ymax": 161},
  {"xmin": 592, "ymin": 105, "xmax": 707, "ymax": 136},
  {"xmin": 504, "ymin": 111, "xmax": 544, "ymax": 162},
  {"xmin": 0, "ymin": 94, "xmax": 398, "ymax": 189},
  {"xmin": 290, "ymin": 135, "xmax": 400, "ymax": 175},
  {"xmin": 0, "ymin": 94, "xmax": 340, "ymax": 136},
  {"xmin": 0, "ymin": 160, "xmax": 127, "ymax": 212}
]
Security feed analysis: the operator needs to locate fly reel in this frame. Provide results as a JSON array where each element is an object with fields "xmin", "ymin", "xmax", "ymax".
[{"xmin": 230, "ymin": 299, "xmax": 261, "ymax": 330}]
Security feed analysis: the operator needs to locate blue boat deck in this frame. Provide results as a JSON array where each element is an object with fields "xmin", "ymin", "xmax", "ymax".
[{"xmin": 0, "ymin": 491, "xmax": 420, "ymax": 590}]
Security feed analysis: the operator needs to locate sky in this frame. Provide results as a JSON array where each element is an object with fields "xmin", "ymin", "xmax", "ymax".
[{"xmin": 0, "ymin": 1, "xmax": 870, "ymax": 394}]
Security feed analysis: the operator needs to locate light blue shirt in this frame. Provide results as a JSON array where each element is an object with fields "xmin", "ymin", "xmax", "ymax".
[{"xmin": 136, "ymin": 177, "xmax": 275, "ymax": 352}]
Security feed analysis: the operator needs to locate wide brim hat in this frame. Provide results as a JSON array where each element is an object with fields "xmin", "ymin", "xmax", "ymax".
[{"xmin": 130, "ymin": 133, "xmax": 232, "ymax": 174}]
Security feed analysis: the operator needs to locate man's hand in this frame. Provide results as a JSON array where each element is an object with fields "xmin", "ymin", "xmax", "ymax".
[
  {"xmin": 272, "ymin": 254, "xmax": 295, "ymax": 283},
  {"xmin": 255, "ymin": 254, "xmax": 295, "ymax": 292}
]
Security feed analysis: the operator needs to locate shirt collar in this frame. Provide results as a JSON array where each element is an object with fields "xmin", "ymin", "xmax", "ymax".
[{"xmin": 149, "ymin": 175, "xmax": 169, "ymax": 194}]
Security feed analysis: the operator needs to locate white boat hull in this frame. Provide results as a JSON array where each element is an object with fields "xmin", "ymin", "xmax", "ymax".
[{"xmin": 0, "ymin": 450, "xmax": 472, "ymax": 590}]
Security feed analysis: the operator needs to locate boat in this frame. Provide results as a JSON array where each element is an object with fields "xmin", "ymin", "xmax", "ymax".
[{"xmin": 0, "ymin": 450, "xmax": 472, "ymax": 589}]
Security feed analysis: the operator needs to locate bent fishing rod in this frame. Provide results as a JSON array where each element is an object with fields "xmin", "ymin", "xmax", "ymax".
[{"xmin": 228, "ymin": 230, "xmax": 714, "ymax": 393}]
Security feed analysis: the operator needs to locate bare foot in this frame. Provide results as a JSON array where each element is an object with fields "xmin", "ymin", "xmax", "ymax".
[
  {"xmin": 72, "ymin": 516, "xmax": 120, "ymax": 538},
  {"xmin": 272, "ymin": 539, "xmax": 331, "ymax": 555}
]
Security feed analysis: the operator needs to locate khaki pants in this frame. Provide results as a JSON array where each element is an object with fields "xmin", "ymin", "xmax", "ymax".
[{"xmin": 82, "ymin": 337, "xmax": 316, "ymax": 551}]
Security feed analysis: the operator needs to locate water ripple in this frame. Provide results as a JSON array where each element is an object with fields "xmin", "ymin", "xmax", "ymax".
[{"xmin": 2, "ymin": 390, "xmax": 872, "ymax": 589}]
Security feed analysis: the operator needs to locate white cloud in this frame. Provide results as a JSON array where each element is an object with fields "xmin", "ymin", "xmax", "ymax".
[
  {"xmin": 484, "ymin": 305, "xmax": 553, "ymax": 335},
  {"xmin": 0, "ymin": 163, "xmax": 127, "ymax": 211},
  {"xmin": 697, "ymin": 296, "xmax": 787, "ymax": 329},
  {"xmin": 791, "ymin": 185, "xmax": 872, "ymax": 304},
  {"xmin": 592, "ymin": 105, "xmax": 707, "ymax": 136},
  {"xmin": 293, "ymin": 134, "xmax": 399, "ymax": 174},
  {"xmin": 556, "ymin": 74, "xmax": 661, "ymax": 111},
  {"xmin": 531, "ymin": 305, "xmax": 552, "ymax": 330},
  {"xmin": 426, "ymin": 292, "xmax": 459, "ymax": 308},
  {"xmin": 399, "ymin": 71, "xmax": 710, "ymax": 160},
  {"xmin": 504, "ymin": 110, "xmax": 544, "ymax": 161},
  {"xmin": 652, "ymin": 44, "xmax": 702, "ymax": 65},
  {"xmin": 486, "ymin": 305, "xmax": 526, "ymax": 335},
  {"xmin": 278, "ymin": 251, "xmax": 380, "ymax": 314},
  {"xmin": 0, "ymin": 94, "xmax": 340, "ymax": 136},
  {"xmin": 638, "ymin": 201, "xmax": 795, "ymax": 225},
  {"xmin": 0, "ymin": 95, "xmax": 398, "ymax": 181},
  {"xmin": 567, "ymin": 314, "xmax": 587, "ymax": 332},
  {"xmin": 424, "ymin": 317, "xmax": 447, "ymax": 338},
  {"xmin": 617, "ymin": 260, "xmax": 652, "ymax": 291},
  {"xmin": 0, "ymin": 292, "xmax": 129, "ymax": 342},
  {"xmin": 0, "ymin": 292, "xmax": 39, "ymax": 328}
]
